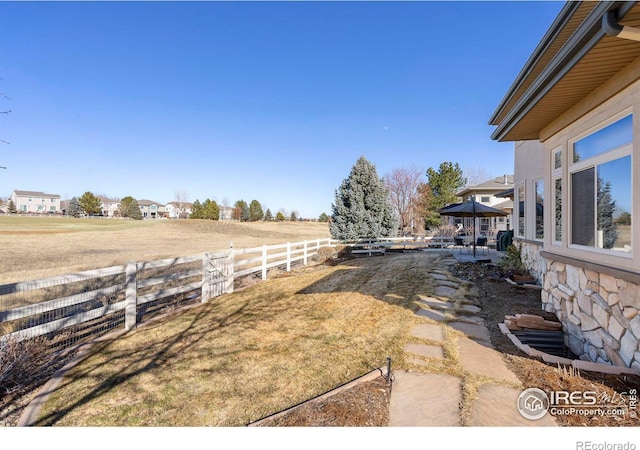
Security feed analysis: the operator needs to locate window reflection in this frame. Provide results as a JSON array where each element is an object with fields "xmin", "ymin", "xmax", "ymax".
[
  {"xmin": 597, "ymin": 156, "xmax": 632, "ymax": 251},
  {"xmin": 573, "ymin": 115, "xmax": 632, "ymax": 162}
]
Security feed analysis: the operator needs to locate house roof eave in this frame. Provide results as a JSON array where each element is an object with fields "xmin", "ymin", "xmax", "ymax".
[{"xmin": 490, "ymin": 1, "xmax": 639, "ymax": 143}]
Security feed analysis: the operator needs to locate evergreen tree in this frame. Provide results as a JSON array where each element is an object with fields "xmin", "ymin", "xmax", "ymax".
[
  {"xmin": 318, "ymin": 212, "xmax": 329, "ymax": 222},
  {"xmin": 264, "ymin": 208, "xmax": 273, "ymax": 221},
  {"xmin": 597, "ymin": 177, "xmax": 618, "ymax": 249},
  {"xmin": 330, "ymin": 156, "xmax": 398, "ymax": 240},
  {"xmin": 241, "ymin": 202, "xmax": 250, "ymax": 222},
  {"xmin": 276, "ymin": 211, "xmax": 286, "ymax": 221},
  {"xmin": 190, "ymin": 199, "xmax": 203, "ymax": 219},
  {"xmin": 7, "ymin": 199, "xmax": 16, "ymax": 214},
  {"xmin": 127, "ymin": 198, "xmax": 143, "ymax": 220},
  {"xmin": 119, "ymin": 196, "xmax": 134, "ymax": 218},
  {"xmin": 78, "ymin": 191, "xmax": 102, "ymax": 216},
  {"xmin": 68, "ymin": 197, "xmax": 81, "ymax": 218},
  {"xmin": 424, "ymin": 162, "xmax": 467, "ymax": 230},
  {"xmin": 233, "ymin": 200, "xmax": 250, "ymax": 221},
  {"xmin": 249, "ymin": 200, "xmax": 264, "ymax": 221},
  {"xmin": 202, "ymin": 199, "xmax": 220, "ymax": 220},
  {"xmin": 290, "ymin": 211, "xmax": 298, "ymax": 222}
]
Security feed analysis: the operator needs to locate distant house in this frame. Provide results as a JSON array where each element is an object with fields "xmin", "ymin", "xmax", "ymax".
[
  {"xmin": 441, "ymin": 175, "xmax": 514, "ymax": 237},
  {"xmin": 489, "ymin": 2, "xmax": 640, "ymax": 369},
  {"xmin": 165, "ymin": 201, "xmax": 193, "ymax": 219},
  {"xmin": 457, "ymin": 175, "xmax": 513, "ymax": 235},
  {"xmin": 219, "ymin": 206, "xmax": 234, "ymax": 221},
  {"xmin": 11, "ymin": 190, "xmax": 61, "ymax": 214},
  {"xmin": 99, "ymin": 197, "xmax": 121, "ymax": 217},
  {"xmin": 137, "ymin": 199, "xmax": 165, "ymax": 219}
]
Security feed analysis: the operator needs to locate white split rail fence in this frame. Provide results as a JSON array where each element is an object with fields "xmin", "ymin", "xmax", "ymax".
[
  {"xmin": 0, "ymin": 235, "xmax": 454, "ymax": 349},
  {"xmin": 0, "ymin": 238, "xmax": 335, "ymax": 348}
]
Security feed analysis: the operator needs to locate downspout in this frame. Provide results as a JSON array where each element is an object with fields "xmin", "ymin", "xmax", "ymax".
[{"xmin": 603, "ymin": 10, "xmax": 640, "ymax": 41}]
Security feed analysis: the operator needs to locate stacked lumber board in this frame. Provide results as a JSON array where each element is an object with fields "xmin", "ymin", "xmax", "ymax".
[{"xmin": 504, "ymin": 313, "xmax": 562, "ymax": 331}]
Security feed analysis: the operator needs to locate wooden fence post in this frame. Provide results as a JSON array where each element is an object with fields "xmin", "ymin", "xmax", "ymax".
[
  {"xmin": 202, "ymin": 252, "xmax": 211, "ymax": 303},
  {"xmin": 303, "ymin": 240, "xmax": 308, "ymax": 265},
  {"xmin": 226, "ymin": 248, "xmax": 235, "ymax": 294},
  {"xmin": 125, "ymin": 261, "xmax": 137, "ymax": 331},
  {"xmin": 262, "ymin": 245, "xmax": 267, "ymax": 280}
]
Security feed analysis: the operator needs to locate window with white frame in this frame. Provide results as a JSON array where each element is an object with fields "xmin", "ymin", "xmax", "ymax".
[
  {"xmin": 552, "ymin": 147, "xmax": 563, "ymax": 244},
  {"xmin": 553, "ymin": 178, "xmax": 562, "ymax": 243},
  {"xmin": 517, "ymin": 184, "xmax": 525, "ymax": 238},
  {"xmin": 570, "ymin": 113, "xmax": 632, "ymax": 253},
  {"xmin": 535, "ymin": 179, "xmax": 544, "ymax": 239}
]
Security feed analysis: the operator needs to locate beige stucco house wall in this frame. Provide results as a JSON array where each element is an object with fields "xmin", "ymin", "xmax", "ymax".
[
  {"xmin": 490, "ymin": 1, "xmax": 640, "ymax": 370},
  {"xmin": 11, "ymin": 190, "xmax": 61, "ymax": 214}
]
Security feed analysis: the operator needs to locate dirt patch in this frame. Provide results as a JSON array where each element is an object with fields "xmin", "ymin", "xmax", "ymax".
[{"xmin": 252, "ymin": 375, "xmax": 391, "ymax": 427}]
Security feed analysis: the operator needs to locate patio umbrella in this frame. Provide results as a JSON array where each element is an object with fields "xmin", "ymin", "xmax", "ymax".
[{"xmin": 438, "ymin": 199, "xmax": 508, "ymax": 257}]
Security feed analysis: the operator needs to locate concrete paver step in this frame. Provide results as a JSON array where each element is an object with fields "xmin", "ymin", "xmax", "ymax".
[
  {"xmin": 388, "ymin": 253, "xmax": 558, "ymax": 427},
  {"xmin": 389, "ymin": 371, "xmax": 462, "ymax": 426},
  {"xmin": 467, "ymin": 384, "xmax": 558, "ymax": 426},
  {"xmin": 456, "ymin": 335, "xmax": 521, "ymax": 384},
  {"xmin": 405, "ymin": 343, "xmax": 444, "ymax": 359},
  {"xmin": 409, "ymin": 324, "xmax": 444, "ymax": 342}
]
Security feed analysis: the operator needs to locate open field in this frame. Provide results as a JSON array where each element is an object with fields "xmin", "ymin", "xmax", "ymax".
[{"xmin": 0, "ymin": 216, "xmax": 330, "ymax": 284}]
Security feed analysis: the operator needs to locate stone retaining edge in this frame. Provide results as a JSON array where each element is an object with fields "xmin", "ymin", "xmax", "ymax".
[{"xmin": 498, "ymin": 321, "xmax": 640, "ymax": 376}]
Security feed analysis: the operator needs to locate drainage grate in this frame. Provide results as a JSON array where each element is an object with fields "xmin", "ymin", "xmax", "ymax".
[{"xmin": 511, "ymin": 330, "xmax": 573, "ymax": 358}]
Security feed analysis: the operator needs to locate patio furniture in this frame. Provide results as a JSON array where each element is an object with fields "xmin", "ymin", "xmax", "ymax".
[{"xmin": 476, "ymin": 236, "xmax": 488, "ymax": 255}]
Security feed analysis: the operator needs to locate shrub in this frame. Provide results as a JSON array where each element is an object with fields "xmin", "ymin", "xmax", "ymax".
[
  {"xmin": 435, "ymin": 224, "xmax": 457, "ymax": 237},
  {"xmin": 316, "ymin": 246, "xmax": 336, "ymax": 263},
  {"xmin": 0, "ymin": 335, "xmax": 56, "ymax": 396},
  {"xmin": 496, "ymin": 244, "xmax": 529, "ymax": 277}
]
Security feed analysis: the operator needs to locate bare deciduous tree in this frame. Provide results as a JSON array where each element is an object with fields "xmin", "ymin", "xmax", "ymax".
[
  {"xmin": 462, "ymin": 166, "xmax": 493, "ymax": 188},
  {"xmin": 384, "ymin": 166, "xmax": 425, "ymax": 236},
  {"xmin": 174, "ymin": 188, "xmax": 189, "ymax": 219}
]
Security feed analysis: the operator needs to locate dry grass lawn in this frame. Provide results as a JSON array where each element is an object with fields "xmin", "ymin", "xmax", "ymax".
[
  {"xmin": 0, "ymin": 216, "xmax": 330, "ymax": 284},
  {"xmin": 32, "ymin": 253, "xmax": 442, "ymax": 426}
]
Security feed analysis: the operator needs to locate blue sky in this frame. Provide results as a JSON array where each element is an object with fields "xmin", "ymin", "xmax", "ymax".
[{"xmin": 0, "ymin": 1, "xmax": 565, "ymax": 218}]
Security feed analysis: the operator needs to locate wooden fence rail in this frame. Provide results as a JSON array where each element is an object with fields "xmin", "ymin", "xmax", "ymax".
[
  {"xmin": 0, "ymin": 235, "xmax": 456, "ymax": 349},
  {"xmin": 0, "ymin": 238, "xmax": 334, "ymax": 349}
]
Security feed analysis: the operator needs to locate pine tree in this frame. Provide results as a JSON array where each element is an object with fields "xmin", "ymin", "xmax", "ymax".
[
  {"xmin": 249, "ymin": 200, "xmax": 263, "ymax": 221},
  {"xmin": 318, "ymin": 212, "xmax": 329, "ymax": 222},
  {"xmin": 264, "ymin": 208, "xmax": 273, "ymax": 221},
  {"xmin": 241, "ymin": 203, "xmax": 250, "ymax": 222},
  {"xmin": 424, "ymin": 162, "xmax": 467, "ymax": 230},
  {"xmin": 190, "ymin": 200, "xmax": 203, "ymax": 219},
  {"xmin": 330, "ymin": 156, "xmax": 398, "ymax": 240},
  {"xmin": 7, "ymin": 199, "xmax": 16, "ymax": 214},
  {"xmin": 127, "ymin": 198, "xmax": 143, "ymax": 220},
  {"xmin": 202, "ymin": 199, "xmax": 220, "ymax": 220},
  {"xmin": 68, "ymin": 197, "xmax": 81, "ymax": 218},
  {"xmin": 78, "ymin": 191, "xmax": 102, "ymax": 216},
  {"xmin": 233, "ymin": 200, "xmax": 249, "ymax": 221},
  {"xmin": 597, "ymin": 177, "xmax": 618, "ymax": 249},
  {"xmin": 119, "ymin": 196, "xmax": 134, "ymax": 218},
  {"xmin": 276, "ymin": 211, "xmax": 286, "ymax": 222}
]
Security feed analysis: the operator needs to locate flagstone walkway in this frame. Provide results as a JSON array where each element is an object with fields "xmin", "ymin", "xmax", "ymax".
[{"xmin": 388, "ymin": 254, "xmax": 557, "ymax": 426}]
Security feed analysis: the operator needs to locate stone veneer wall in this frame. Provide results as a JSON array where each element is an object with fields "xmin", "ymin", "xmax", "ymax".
[{"xmin": 517, "ymin": 241, "xmax": 640, "ymax": 370}]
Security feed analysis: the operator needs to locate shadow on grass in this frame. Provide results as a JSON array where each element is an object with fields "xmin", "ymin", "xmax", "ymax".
[
  {"xmin": 297, "ymin": 253, "xmax": 440, "ymax": 312},
  {"xmin": 31, "ymin": 292, "xmax": 294, "ymax": 426},
  {"xmin": 30, "ymin": 252, "xmax": 442, "ymax": 425}
]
